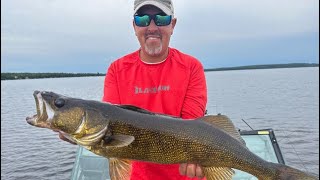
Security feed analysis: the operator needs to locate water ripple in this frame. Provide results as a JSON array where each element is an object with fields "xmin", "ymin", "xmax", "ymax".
[{"xmin": 2, "ymin": 71, "xmax": 319, "ymax": 179}]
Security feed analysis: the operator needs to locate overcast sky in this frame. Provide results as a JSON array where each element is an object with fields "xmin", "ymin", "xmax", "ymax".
[{"xmin": 1, "ymin": 0, "xmax": 319, "ymax": 73}]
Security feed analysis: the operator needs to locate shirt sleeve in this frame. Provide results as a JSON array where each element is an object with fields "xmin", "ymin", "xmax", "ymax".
[
  {"xmin": 181, "ymin": 61, "xmax": 207, "ymax": 119},
  {"xmin": 102, "ymin": 63, "xmax": 121, "ymax": 104}
]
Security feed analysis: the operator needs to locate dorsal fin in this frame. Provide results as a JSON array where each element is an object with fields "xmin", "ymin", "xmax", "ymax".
[
  {"xmin": 199, "ymin": 114, "xmax": 246, "ymax": 145},
  {"xmin": 116, "ymin": 105, "xmax": 180, "ymax": 119},
  {"xmin": 116, "ymin": 105, "xmax": 156, "ymax": 115}
]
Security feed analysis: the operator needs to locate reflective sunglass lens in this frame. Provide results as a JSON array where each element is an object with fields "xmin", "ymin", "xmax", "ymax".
[
  {"xmin": 155, "ymin": 15, "xmax": 172, "ymax": 26},
  {"xmin": 134, "ymin": 15, "xmax": 150, "ymax": 27}
]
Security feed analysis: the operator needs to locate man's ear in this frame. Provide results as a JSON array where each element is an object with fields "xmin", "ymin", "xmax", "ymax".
[
  {"xmin": 132, "ymin": 20, "xmax": 137, "ymax": 36},
  {"xmin": 171, "ymin": 18, "xmax": 177, "ymax": 35}
]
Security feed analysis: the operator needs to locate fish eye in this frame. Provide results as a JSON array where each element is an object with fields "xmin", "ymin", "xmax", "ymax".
[{"xmin": 54, "ymin": 98, "xmax": 65, "ymax": 108}]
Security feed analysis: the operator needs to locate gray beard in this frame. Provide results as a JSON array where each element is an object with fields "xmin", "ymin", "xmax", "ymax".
[{"xmin": 145, "ymin": 43, "xmax": 163, "ymax": 56}]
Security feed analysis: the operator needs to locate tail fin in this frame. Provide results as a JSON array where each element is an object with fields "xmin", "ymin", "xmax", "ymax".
[{"xmin": 276, "ymin": 164, "xmax": 319, "ymax": 180}]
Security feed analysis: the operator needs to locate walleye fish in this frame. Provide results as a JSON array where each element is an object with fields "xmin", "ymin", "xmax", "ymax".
[{"xmin": 26, "ymin": 91, "xmax": 318, "ymax": 180}]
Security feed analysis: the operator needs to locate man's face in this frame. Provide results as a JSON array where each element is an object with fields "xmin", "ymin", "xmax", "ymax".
[{"xmin": 133, "ymin": 5, "xmax": 176, "ymax": 57}]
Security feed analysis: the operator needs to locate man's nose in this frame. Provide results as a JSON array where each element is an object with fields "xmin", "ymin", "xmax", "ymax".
[{"xmin": 147, "ymin": 19, "xmax": 158, "ymax": 31}]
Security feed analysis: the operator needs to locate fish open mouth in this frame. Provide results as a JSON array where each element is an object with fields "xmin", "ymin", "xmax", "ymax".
[{"xmin": 26, "ymin": 91, "xmax": 51, "ymax": 128}]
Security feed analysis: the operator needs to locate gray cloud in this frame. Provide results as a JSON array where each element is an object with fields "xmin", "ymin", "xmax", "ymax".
[{"xmin": 1, "ymin": 0, "xmax": 319, "ymax": 72}]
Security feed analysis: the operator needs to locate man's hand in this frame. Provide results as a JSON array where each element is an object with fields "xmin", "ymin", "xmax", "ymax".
[
  {"xmin": 179, "ymin": 163, "xmax": 204, "ymax": 179},
  {"xmin": 53, "ymin": 130, "xmax": 77, "ymax": 145}
]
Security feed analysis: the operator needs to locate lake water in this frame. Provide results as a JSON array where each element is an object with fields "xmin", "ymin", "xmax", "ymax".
[{"xmin": 1, "ymin": 67, "xmax": 319, "ymax": 179}]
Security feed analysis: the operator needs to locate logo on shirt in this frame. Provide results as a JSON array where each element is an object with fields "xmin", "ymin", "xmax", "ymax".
[{"xmin": 135, "ymin": 85, "xmax": 170, "ymax": 94}]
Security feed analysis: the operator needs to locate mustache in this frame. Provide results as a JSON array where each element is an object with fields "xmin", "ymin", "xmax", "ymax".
[{"xmin": 145, "ymin": 32, "xmax": 162, "ymax": 38}]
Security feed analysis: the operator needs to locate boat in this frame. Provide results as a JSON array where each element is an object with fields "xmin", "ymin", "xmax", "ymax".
[{"xmin": 70, "ymin": 128, "xmax": 285, "ymax": 180}]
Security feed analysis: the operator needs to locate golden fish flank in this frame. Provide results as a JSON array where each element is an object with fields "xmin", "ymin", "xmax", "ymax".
[{"xmin": 26, "ymin": 91, "xmax": 319, "ymax": 180}]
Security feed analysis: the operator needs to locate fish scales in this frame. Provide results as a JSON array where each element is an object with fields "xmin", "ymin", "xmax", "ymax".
[
  {"xmin": 102, "ymin": 108, "xmax": 269, "ymax": 169},
  {"xmin": 94, "ymin": 107, "xmax": 245, "ymax": 164}
]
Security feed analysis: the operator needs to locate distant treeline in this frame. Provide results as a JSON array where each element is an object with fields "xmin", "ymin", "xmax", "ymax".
[
  {"xmin": 2, "ymin": 63, "xmax": 318, "ymax": 80},
  {"xmin": 204, "ymin": 63, "xmax": 319, "ymax": 72},
  {"xmin": 1, "ymin": 72, "xmax": 105, "ymax": 80}
]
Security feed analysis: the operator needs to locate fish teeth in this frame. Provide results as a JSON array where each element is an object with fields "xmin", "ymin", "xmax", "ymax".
[
  {"xmin": 37, "ymin": 93, "xmax": 44, "ymax": 117},
  {"xmin": 44, "ymin": 101, "xmax": 55, "ymax": 121}
]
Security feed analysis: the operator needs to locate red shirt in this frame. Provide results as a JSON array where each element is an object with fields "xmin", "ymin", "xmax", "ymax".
[{"xmin": 103, "ymin": 48, "xmax": 207, "ymax": 180}]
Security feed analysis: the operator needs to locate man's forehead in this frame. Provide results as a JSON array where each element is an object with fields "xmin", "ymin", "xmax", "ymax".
[{"xmin": 137, "ymin": 5, "xmax": 165, "ymax": 14}]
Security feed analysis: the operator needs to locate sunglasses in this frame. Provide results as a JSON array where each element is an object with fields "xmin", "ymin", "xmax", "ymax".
[{"xmin": 134, "ymin": 14, "xmax": 172, "ymax": 27}]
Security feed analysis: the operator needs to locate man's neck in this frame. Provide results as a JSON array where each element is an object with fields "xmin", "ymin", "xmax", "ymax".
[{"xmin": 139, "ymin": 48, "xmax": 169, "ymax": 64}]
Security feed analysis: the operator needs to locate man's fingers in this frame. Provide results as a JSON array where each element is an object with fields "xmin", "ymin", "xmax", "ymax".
[
  {"xmin": 186, "ymin": 163, "xmax": 196, "ymax": 178},
  {"xmin": 57, "ymin": 132, "xmax": 77, "ymax": 145},
  {"xmin": 179, "ymin": 163, "xmax": 204, "ymax": 179},
  {"xmin": 179, "ymin": 163, "xmax": 187, "ymax": 176},
  {"xmin": 195, "ymin": 164, "xmax": 204, "ymax": 178}
]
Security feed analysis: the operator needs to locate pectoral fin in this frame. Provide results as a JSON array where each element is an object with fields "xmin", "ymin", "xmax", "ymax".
[
  {"xmin": 104, "ymin": 135, "xmax": 135, "ymax": 148},
  {"xmin": 109, "ymin": 158, "xmax": 132, "ymax": 180},
  {"xmin": 199, "ymin": 114, "xmax": 246, "ymax": 145},
  {"xmin": 203, "ymin": 166, "xmax": 235, "ymax": 180}
]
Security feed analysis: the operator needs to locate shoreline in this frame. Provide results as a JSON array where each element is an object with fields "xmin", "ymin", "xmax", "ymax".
[
  {"xmin": 2, "ymin": 63, "xmax": 318, "ymax": 80},
  {"xmin": 204, "ymin": 63, "xmax": 319, "ymax": 72}
]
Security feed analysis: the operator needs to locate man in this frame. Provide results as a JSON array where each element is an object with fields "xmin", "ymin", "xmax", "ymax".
[
  {"xmin": 102, "ymin": 0, "xmax": 208, "ymax": 179},
  {"xmin": 59, "ymin": 0, "xmax": 207, "ymax": 179}
]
